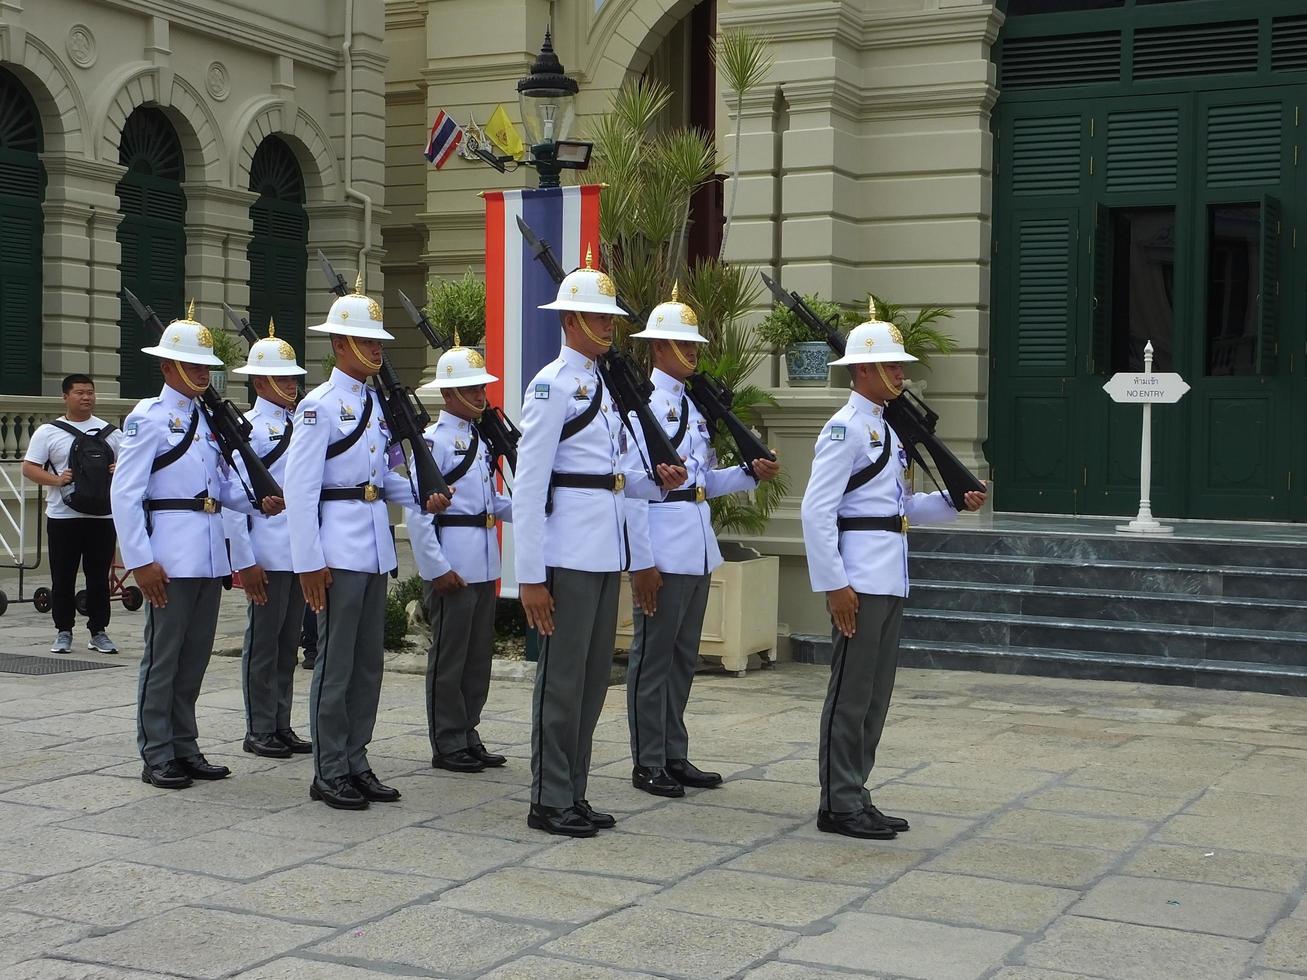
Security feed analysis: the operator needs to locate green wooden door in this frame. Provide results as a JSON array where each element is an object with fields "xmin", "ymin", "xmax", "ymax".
[
  {"xmin": 0, "ymin": 68, "xmax": 44, "ymax": 396},
  {"xmin": 247, "ymin": 136, "xmax": 308, "ymax": 360},
  {"xmin": 116, "ymin": 108, "xmax": 187, "ymax": 400}
]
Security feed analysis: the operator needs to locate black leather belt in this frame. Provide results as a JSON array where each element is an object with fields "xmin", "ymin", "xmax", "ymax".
[
  {"xmin": 837, "ymin": 515, "xmax": 908, "ymax": 533},
  {"xmin": 550, "ymin": 472, "xmax": 626, "ymax": 492},
  {"xmin": 321, "ymin": 483, "xmax": 385, "ymax": 502},
  {"xmin": 438, "ymin": 512, "xmax": 498, "ymax": 529},
  {"xmin": 656, "ymin": 486, "xmax": 706, "ymax": 504},
  {"xmin": 146, "ymin": 493, "xmax": 221, "ymax": 514}
]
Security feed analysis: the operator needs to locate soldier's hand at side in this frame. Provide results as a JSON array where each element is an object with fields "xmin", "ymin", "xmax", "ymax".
[
  {"xmin": 827, "ymin": 586, "xmax": 859, "ymax": 638},
  {"xmin": 520, "ymin": 582, "xmax": 555, "ymax": 636},
  {"xmin": 133, "ymin": 563, "xmax": 170, "ymax": 608},
  {"xmin": 432, "ymin": 569, "xmax": 466, "ymax": 595},
  {"xmin": 300, "ymin": 567, "xmax": 333, "ymax": 613},
  {"xmin": 260, "ymin": 496, "xmax": 285, "ymax": 517},
  {"xmin": 631, "ymin": 567, "xmax": 662, "ymax": 616},
  {"xmin": 241, "ymin": 564, "xmax": 269, "ymax": 605},
  {"xmin": 750, "ymin": 456, "xmax": 781, "ymax": 482},
  {"xmin": 425, "ymin": 491, "xmax": 453, "ymax": 514},
  {"xmin": 655, "ymin": 463, "xmax": 688, "ymax": 492},
  {"xmin": 962, "ymin": 483, "xmax": 988, "ymax": 512}
]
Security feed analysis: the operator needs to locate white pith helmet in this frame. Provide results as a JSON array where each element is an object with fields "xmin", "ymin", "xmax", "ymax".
[
  {"xmin": 309, "ymin": 273, "xmax": 395, "ymax": 340},
  {"xmin": 538, "ymin": 246, "xmax": 627, "ymax": 316},
  {"xmin": 830, "ymin": 298, "xmax": 917, "ymax": 366},
  {"xmin": 631, "ymin": 282, "xmax": 707, "ymax": 343},
  {"xmin": 234, "ymin": 319, "xmax": 307, "ymax": 376},
  {"xmin": 140, "ymin": 300, "xmax": 225, "ymax": 366},
  {"xmin": 418, "ymin": 343, "xmax": 498, "ymax": 392}
]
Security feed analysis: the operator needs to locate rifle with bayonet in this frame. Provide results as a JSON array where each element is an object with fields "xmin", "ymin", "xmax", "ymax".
[
  {"xmin": 122, "ymin": 287, "xmax": 283, "ymax": 508},
  {"xmin": 221, "ymin": 304, "xmax": 306, "ymax": 402},
  {"xmin": 396, "ymin": 288, "xmax": 520, "ymax": 474},
  {"xmin": 760, "ymin": 272, "xmax": 984, "ymax": 510},
  {"xmin": 515, "ymin": 217, "xmax": 684, "ymax": 476},
  {"xmin": 314, "ymin": 251, "xmax": 450, "ymax": 502}
]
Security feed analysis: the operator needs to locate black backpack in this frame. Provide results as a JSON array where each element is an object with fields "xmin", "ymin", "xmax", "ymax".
[{"xmin": 49, "ymin": 420, "xmax": 116, "ymax": 516}]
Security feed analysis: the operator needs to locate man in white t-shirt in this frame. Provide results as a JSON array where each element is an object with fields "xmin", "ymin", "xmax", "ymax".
[{"xmin": 21, "ymin": 374, "xmax": 124, "ymax": 654}]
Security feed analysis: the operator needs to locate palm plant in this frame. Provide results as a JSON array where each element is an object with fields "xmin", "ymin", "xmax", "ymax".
[
  {"xmin": 712, "ymin": 28, "xmax": 774, "ymax": 261},
  {"xmin": 866, "ymin": 294, "xmax": 957, "ymax": 366}
]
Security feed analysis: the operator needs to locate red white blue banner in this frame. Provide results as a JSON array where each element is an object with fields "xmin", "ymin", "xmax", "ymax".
[{"xmin": 423, "ymin": 110, "xmax": 463, "ymax": 169}]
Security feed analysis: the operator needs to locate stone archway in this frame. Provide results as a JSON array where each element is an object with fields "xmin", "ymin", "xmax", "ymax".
[
  {"xmin": 97, "ymin": 65, "xmax": 224, "ymax": 185},
  {"xmin": 231, "ymin": 99, "xmax": 340, "ymax": 204},
  {"xmin": 0, "ymin": 29, "xmax": 88, "ymax": 157},
  {"xmin": 583, "ymin": 0, "xmax": 703, "ymax": 93}
]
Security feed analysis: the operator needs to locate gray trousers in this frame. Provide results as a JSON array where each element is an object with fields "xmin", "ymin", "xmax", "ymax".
[
  {"xmin": 627, "ymin": 572, "xmax": 711, "ymax": 768},
  {"xmin": 137, "ymin": 577, "xmax": 222, "ymax": 766},
  {"xmin": 818, "ymin": 594, "xmax": 904, "ymax": 813},
  {"xmin": 241, "ymin": 571, "xmax": 305, "ymax": 735},
  {"xmin": 423, "ymin": 579, "xmax": 497, "ymax": 756},
  {"xmin": 531, "ymin": 568, "xmax": 619, "ymax": 809},
  {"xmin": 310, "ymin": 569, "xmax": 386, "ymax": 781}
]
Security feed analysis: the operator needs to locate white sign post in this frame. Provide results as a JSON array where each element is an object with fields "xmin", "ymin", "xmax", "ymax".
[{"xmin": 1101, "ymin": 340, "xmax": 1190, "ymax": 534}]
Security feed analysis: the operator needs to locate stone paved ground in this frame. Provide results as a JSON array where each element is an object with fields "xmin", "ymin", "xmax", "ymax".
[{"xmin": 0, "ymin": 598, "xmax": 1306, "ymax": 980}]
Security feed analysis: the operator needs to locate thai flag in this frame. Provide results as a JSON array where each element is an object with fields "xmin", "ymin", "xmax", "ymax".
[
  {"xmin": 423, "ymin": 111, "xmax": 463, "ymax": 169},
  {"xmin": 483, "ymin": 184, "xmax": 602, "ymax": 594}
]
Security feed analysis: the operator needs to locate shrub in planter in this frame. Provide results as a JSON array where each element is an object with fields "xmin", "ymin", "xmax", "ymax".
[
  {"xmin": 425, "ymin": 271, "xmax": 487, "ymax": 348},
  {"xmin": 756, "ymin": 295, "xmax": 848, "ymax": 385},
  {"xmin": 383, "ymin": 592, "xmax": 409, "ymax": 650}
]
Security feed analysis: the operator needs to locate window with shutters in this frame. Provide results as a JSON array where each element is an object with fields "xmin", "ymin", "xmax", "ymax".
[
  {"xmin": 0, "ymin": 67, "xmax": 44, "ymax": 396},
  {"xmin": 116, "ymin": 108, "xmax": 187, "ymax": 399},
  {"xmin": 247, "ymin": 136, "xmax": 308, "ymax": 361}
]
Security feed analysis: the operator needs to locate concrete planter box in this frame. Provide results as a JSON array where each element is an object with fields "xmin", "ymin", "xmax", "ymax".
[{"xmin": 617, "ymin": 552, "xmax": 780, "ymax": 675}]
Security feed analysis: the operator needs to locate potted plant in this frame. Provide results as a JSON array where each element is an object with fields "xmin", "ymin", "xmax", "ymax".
[
  {"xmin": 425, "ymin": 271, "xmax": 486, "ymax": 353},
  {"xmin": 756, "ymin": 294, "xmax": 846, "ymax": 386},
  {"xmin": 207, "ymin": 325, "xmax": 244, "ymax": 397}
]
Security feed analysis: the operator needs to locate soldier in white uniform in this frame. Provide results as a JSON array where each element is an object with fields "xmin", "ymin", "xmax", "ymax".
[
  {"xmin": 800, "ymin": 309, "xmax": 986, "ymax": 839},
  {"xmin": 622, "ymin": 287, "xmax": 781, "ymax": 797},
  {"xmin": 112, "ymin": 305, "xmax": 279, "ymax": 790},
  {"xmin": 517, "ymin": 253, "xmax": 686, "ymax": 837},
  {"xmin": 407, "ymin": 344, "xmax": 512, "ymax": 773},
  {"xmin": 285, "ymin": 282, "xmax": 448, "ymax": 810},
  {"xmin": 224, "ymin": 323, "xmax": 312, "ymax": 759}
]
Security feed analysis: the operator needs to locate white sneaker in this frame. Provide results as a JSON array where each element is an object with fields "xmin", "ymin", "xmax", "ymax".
[
  {"xmin": 50, "ymin": 631, "xmax": 73, "ymax": 654},
  {"xmin": 87, "ymin": 632, "xmax": 118, "ymax": 655}
]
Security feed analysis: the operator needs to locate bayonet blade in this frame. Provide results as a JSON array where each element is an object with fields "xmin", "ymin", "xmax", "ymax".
[
  {"xmin": 397, "ymin": 288, "xmax": 423, "ymax": 326},
  {"xmin": 122, "ymin": 286, "xmax": 149, "ymax": 322},
  {"xmin": 515, "ymin": 215, "xmax": 542, "ymax": 255},
  {"xmin": 759, "ymin": 272, "xmax": 798, "ymax": 311},
  {"xmin": 316, "ymin": 249, "xmax": 348, "ymax": 296}
]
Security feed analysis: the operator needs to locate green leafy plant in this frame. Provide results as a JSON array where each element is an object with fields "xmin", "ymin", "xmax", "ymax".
[
  {"xmin": 392, "ymin": 573, "xmax": 425, "ymax": 610},
  {"xmin": 425, "ymin": 271, "xmax": 487, "ymax": 348},
  {"xmin": 209, "ymin": 327, "xmax": 245, "ymax": 372},
  {"xmin": 712, "ymin": 28, "xmax": 774, "ymax": 261},
  {"xmin": 321, "ymin": 353, "xmax": 336, "ymax": 376},
  {"xmin": 755, "ymin": 295, "xmax": 849, "ymax": 351},
  {"xmin": 867, "ymin": 294, "xmax": 957, "ymax": 367},
  {"xmin": 383, "ymin": 592, "xmax": 409, "ymax": 649}
]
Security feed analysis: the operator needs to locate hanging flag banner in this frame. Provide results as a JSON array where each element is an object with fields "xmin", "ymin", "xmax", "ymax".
[
  {"xmin": 484, "ymin": 104, "xmax": 526, "ymax": 160},
  {"xmin": 423, "ymin": 110, "xmax": 464, "ymax": 169}
]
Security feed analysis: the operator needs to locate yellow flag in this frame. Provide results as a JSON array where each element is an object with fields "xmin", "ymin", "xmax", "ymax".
[{"xmin": 484, "ymin": 104, "xmax": 526, "ymax": 160}]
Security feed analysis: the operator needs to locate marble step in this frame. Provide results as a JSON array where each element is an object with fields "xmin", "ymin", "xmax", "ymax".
[
  {"xmin": 908, "ymin": 552, "xmax": 1307, "ymax": 601},
  {"xmin": 908, "ymin": 580, "xmax": 1307, "ymax": 633},
  {"xmin": 899, "ymin": 608, "xmax": 1307, "ymax": 667}
]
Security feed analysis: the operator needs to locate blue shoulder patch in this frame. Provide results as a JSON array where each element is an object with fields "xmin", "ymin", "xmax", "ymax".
[
  {"xmin": 534, "ymin": 383, "xmax": 550, "ymax": 400},
  {"xmin": 124, "ymin": 421, "xmax": 139, "ymax": 437},
  {"xmin": 830, "ymin": 425, "xmax": 846, "ymax": 442}
]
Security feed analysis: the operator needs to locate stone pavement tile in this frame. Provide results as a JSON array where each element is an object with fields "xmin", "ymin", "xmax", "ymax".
[
  {"xmin": 0, "ymin": 960, "xmax": 177, "ymax": 979},
  {"xmin": 0, "ymin": 774, "xmax": 161, "ymax": 814},
  {"xmin": 925, "ymin": 839, "xmax": 1118, "ymax": 888},
  {"xmin": 205, "ymin": 864, "xmax": 441, "ymax": 926},
  {"xmin": 0, "ymin": 800, "xmax": 67, "ymax": 841},
  {"xmin": 1154, "ymin": 813, "xmax": 1307, "ymax": 858},
  {"xmin": 868, "ymin": 781, "xmax": 1017, "ymax": 818},
  {"xmin": 792, "ymin": 812, "xmax": 975, "ymax": 852},
  {"xmin": 899, "ymin": 762, "xmax": 1058, "ymax": 795},
  {"xmin": 526, "ymin": 831, "xmax": 739, "ymax": 883},
  {"xmin": 725, "ymin": 837, "xmax": 927, "ymax": 885},
  {"xmin": 675, "ymin": 778, "xmax": 816, "ymax": 817},
  {"xmin": 743, "ymin": 963, "xmax": 892, "ymax": 979},
  {"xmin": 618, "ymin": 802, "xmax": 803, "ymax": 846},
  {"xmin": 975, "ymin": 809, "xmax": 1152, "ymax": 851},
  {"xmin": 60, "ymin": 906, "xmax": 332, "ymax": 978},
  {"xmin": 860, "ymin": 870, "xmax": 1077, "ymax": 933},
  {"xmin": 0, "ymin": 698, "xmax": 92, "ymax": 720},
  {"xmin": 131, "ymin": 828, "xmax": 342, "ymax": 880},
  {"xmin": 647, "ymin": 868, "xmax": 864, "ymax": 928},
  {"xmin": 781, "ymin": 912, "xmax": 1021, "ymax": 980},
  {"xmin": 229, "ymin": 798, "xmax": 427, "ymax": 845},
  {"xmin": 946, "ymin": 730, "xmax": 1129, "ymax": 771},
  {"xmin": 347, "ymin": 770, "xmax": 516, "ymax": 816},
  {"xmin": 1070, "ymin": 874, "xmax": 1285, "ymax": 939},
  {"xmin": 0, "ymin": 750, "xmax": 133, "ymax": 788},
  {"xmin": 12, "ymin": 711, "xmax": 137, "ymax": 739},
  {"xmin": 57, "ymin": 795, "xmax": 253, "ymax": 841},
  {"xmin": 0, "ymin": 860, "xmax": 228, "ymax": 927},
  {"xmin": 1021, "ymin": 916, "xmax": 1256, "ymax": 980},
  {"xmin": 425, "ymin": 797, "xmax": 552, "ymax": 842},
  {"xmin": 1101, "ymin": 736, "xmax": 1252, "ymax": 773},
  {"xmin": 1248, "ymin": 973, "xmax": 1307, "ymax": 980},
  {"xmin": 477, "ymin": 955, "xmax": 657, "ymax": 979},
  {"xmin": 1121, "ymin": 844, "xmax": 1306, "ymax": 893},
  {"xmin": 311, "ymin": 904, "xmax": 549, "ymax": 975},
  {"xmin": 0, "ymin": 827, "xmax": 139, "ymax": 875},
  {"xmin": 438, "ymin": 867, "xmax": 658, "ymax": 923},
  {"xmin": 1257, "ymin": 918, "xmax": 1307, "ymax": 972},
  {"xmin": 0, "ymin": 910, "xmax": 90, "ymax": 969},
  {"xmin": 233, "ymin": 957, "xmax": 429, "ymax": 979},
  {"xmin": 505, "ymin": 773, "xmax": 688, "ymax": 816},
  {"xmin": 1063, "ymin": 764, "xmax": 1214, "ymax": 797},
  {"xmin": 324, "ymin": 826, "xmax": 540, "ymax": 881},
  {"xmin": 169, "ymin": 769, "xmax": 315, "ymax": 811},
  {"xmin": 1021, "ymin": 785, "xmax": 1190, "ymax": 821},
  {"xmin": 544, "ymin": 906, "xmax": 797, "ymax": 980},
  {"xmin": 988, "ymin": 970, "xmax": 1100, "ymax": 980}
]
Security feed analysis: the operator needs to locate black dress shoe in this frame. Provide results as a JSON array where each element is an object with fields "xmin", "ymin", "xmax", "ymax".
[
  {"xmin": 527, "ymin": 804, "xmax": 596, "ymax": 838},
  {"xmin": 817, "ymin": 809, "xmax": 897, "ymax": 840},
  {"xmin": 310, "ymin": 775, "xmax": 368, "ymax": 810},
  {"xmin": 632, "ymin": 765, "xmax": 685, "ymax": 798},
  {"xmin": 667, "ymin": 758, "xmax": 723, "ymax": 788},
  {"xmin": 243, "ymin": 733, "xmax": 292, "ymax": 758},
  {"xmin": 177, "ymin": 754, "xmax": 231, "ymax": 780},
  {"xmin": 865, "ymin": 802, "xmax": 910, "ymax": 833},
  {"xmin": 468, "ymin": 744, "xmax": 507, "ymax": 767},
  {"xmin": 141, "ymin": 761, "xmax": 193, "ymax": 789},
  {"xmin": 350, "ymin": 770, "xmax": 401, "ymax": 802},
  {"xmin": 432, "ymin": 749, "xmax": 486, "ymax": 773},
  {"xmin": 573, "ymin": 799, "xmax": 616, "ymax": 829},
  {"xmin": 275, "ymin": 728, "xmax": 312, "ymax": 754}
]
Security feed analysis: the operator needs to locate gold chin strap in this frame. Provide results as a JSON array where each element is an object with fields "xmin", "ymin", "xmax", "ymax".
[
  {"xmin": 670, "ymin": 341, "xmax": 696, "ymax": 372},
  {"xmin": 347, "ymin": 335, "xmax": 383, "ymax": 372},
  {"xmin": 175, "ymin": 361, "xmax": 208, "ymax": 394},
  {"xmin": 574, "ymin": 312, "xmax": 613, "ymax": 350},
  {"xmin": 269, "ymin": 376, "xmax": 297, "ymax": 404},
  {"xmin": 453, "ymin": 387, "xmax": 485, "ymax": 416},
  {"xmin": 875, "ymin": 361, "xmax": 904, "ymax": 399}
]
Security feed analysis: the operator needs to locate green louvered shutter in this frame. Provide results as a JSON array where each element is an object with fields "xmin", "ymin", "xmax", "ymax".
[
  {"xmin": 1013, "ymin": 212, "xmax": 1078, "ymax": 376},
  {"xmin": 1090, "ymin": 204, "xmax": 1111, "ymax": 376},
  {"xmin": 1105, "ymin": 107, "xmax": 1179, "ymax": 193},
  {"xmin": 0, "ymin": 67, "xmax": 44, "ymax": 396},
  {"xmin": 247, "ymin": 137, "xmax": 308, "ymax": 359},
  {"xmin": 1257, "ymin": 194, "xmax": 1281, "ymax": 376},
  {"xmin": 1206, "ymin": 102, "xmax": 1282, "ymax": 188}
]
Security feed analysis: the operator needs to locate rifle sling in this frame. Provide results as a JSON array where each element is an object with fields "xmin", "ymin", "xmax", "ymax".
[
  {"xmin": 150, "ymin": 408, "xmax": 200, "ymax": 473},
  {"xmin": 259, "ymin": 419, "xmax": 293, "ymax": 468},
  {"xmin": 442, "ymin": 427, "xmax": 480, "ymax": 485},
  {"xmin": 325, "ymin": 392, "xmax": 373, "ymax": 460},
  {"xmin": 560, "ymin": 377, "xmax": 603, "ymax": 442},
  {"xmin": 845, "ymin": 426, "xmax": 892, "ymax": 495}
]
